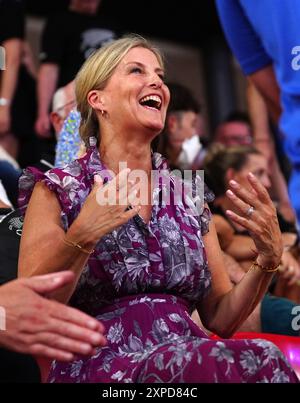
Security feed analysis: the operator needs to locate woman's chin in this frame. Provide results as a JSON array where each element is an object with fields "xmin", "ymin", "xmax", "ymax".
[{"xmin": 145, "ymin": 123, "xmax": 164, "ymax": 136}]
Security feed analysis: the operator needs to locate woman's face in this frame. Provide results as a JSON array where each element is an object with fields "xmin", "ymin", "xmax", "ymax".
[
  {"xmin": 101, "ymin": 47, "xmax": 170, "ymax": 136},
  {"xmin": 230, "ymin": 153, "xmax": 271, "ymax": 191}
]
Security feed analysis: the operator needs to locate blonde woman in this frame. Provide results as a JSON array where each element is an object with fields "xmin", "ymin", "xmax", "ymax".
[{"xmin": 18, "ymin": 35, "xmax": 298, "ymax": 383}]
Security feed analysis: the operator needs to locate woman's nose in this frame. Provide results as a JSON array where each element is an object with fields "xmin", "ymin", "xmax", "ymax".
[{"xmin": 149, "ymin": 75, "xmax": 163, "ymax": 88}]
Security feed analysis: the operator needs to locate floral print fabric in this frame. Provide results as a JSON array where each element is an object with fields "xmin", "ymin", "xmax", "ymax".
[
  {"xmin": 18, "ymin": 139, "xmax": 299, "ymax": 383},
  {"xmin": 54, "ymin": 109, "xmax": 82, "ymax": 168}
]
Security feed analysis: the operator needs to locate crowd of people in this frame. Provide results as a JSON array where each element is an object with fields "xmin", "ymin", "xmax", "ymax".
[{"xmin": 0, "ymin": 0, "xmax": 300, "ymax": 383}]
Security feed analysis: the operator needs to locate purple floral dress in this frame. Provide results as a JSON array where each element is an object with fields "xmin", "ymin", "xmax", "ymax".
[{"xmin": 19, "ymin": 139, "xmax": 299, "ymax": 383}]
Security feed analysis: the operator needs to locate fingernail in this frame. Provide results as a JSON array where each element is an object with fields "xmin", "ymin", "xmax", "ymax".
[
  {"xmin": 52, "ymin": 276, "xmax": 62, "ymax": 284},
  {"xmin": 229, "ymin": 180, "xmax": 238, "ymax": 188},
  {"xmin": 226, "ymin": 210, "xmax": 234, "ymax": 216},
  {"xmin": 248, "ymin": 172, "xmax": 255, "ymax": 179},
  {"xmin": 227, "ymin": 190, "xmax": 234, "ymax": 197},
  {"xmin": 91, "ymin": 333, "xmax": 102, "ymax": 344},
  {"xmin": 94, "ymin": 174, "xmax": 102, "ymax": 183},
  {"xmin": 88, "ymin": 320, "xmax": 98, "ymax": 329},
  {"xmin": 81, "ymin": 344, "xmax": 92, "ymax": 353}
]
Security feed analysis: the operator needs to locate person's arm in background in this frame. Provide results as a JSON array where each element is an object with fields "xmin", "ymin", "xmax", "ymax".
[
  {"xmin": 214, "ymin": 214, "xmax": 257, "ymax": 261},
  {"xmin": 0, "ymin": 39, "xmax": 22, "ymax": 135},
  {"xmin": 35, "ymin": 15, "xmax": 63, "ymax": 138},
  {"xmin": 215, "ymin": 1, "xmax": 281, "ymax": 132},
  {"xmin": 35, "ymin": 63, "xmax": 59, "ymax": 137},
  {"xmin": 247, "ymin": 82, "xmax": 295, "ymax": 223},
  {"xmin": 213, "ymin": 211, "xmax": 300, "ymax": 290},
  {"xmin": 247, "ymin": 67, "xmax": 281, "ymax": 124},
  {"xmin": 247, "ymin": 80, "xmax": 277, "ymax": 163},
  {"xmin": 216, "ymin": 1, "xmax": 294, "ymax": 220},
  {"xmin": 0, "ymin": 1, "xmax": 24, "ymax": 135}
]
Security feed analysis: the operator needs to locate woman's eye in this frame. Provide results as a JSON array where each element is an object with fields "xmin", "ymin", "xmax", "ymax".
[
  {"xmin": 130, "ymin": 67, "xmax": 142, "ymax": 74},
  {"xmin": 158, "ymin": 73, "xmax": 165, "ymax": 81}
]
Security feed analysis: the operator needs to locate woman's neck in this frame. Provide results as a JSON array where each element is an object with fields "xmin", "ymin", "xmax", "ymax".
[{"xmin": 99, "ymin": 136, "xmax": 152, "ymax": 175}]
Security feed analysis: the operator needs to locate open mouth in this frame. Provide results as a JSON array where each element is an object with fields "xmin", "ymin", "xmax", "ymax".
[{"xmin": 139, "ymin": 95, "xmax": 162, "ymax": 111}]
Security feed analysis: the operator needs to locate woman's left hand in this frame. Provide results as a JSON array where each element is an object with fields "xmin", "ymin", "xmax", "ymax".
[{"xmin": 225, "ymin": 172, "xmax": 283, "ymax": 268}]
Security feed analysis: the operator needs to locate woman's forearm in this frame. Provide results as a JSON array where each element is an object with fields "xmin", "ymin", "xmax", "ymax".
[{"xmin": 209, "ymin": 263, "xmax": 275, "ymax": 338}]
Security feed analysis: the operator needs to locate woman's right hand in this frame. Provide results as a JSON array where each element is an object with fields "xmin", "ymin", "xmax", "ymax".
[{"xmin": 67, "ymin": 169, "xmax": 140, "ymax": 248}]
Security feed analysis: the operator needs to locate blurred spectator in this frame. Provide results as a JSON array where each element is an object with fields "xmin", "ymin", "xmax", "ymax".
[
  {"xmin": 156, "ymin": 82, "xmax": 202, "ymax": 170},
  {"xmin": 213, "ymin": 106, "xmax": 296, "ymax": 225},
  {"xmin": 49, "ymin": 80, "xmax": 86, "ymax": 168},
  {"xmin": 50, "ymin": 81, "xmax": 76, "ymax": 137},
  {"xmin": 204, "ymin": 144, "xmax": 300, "ymax": 303},
  {"xmin": 213, "ymin": 111, "xmax": 252, "ymax": 146},
  {"xmin": 0, "ymin": 0, "xmax": 40, "ymax": 168},
  {"xmin": 54, "ymin": 109, "xmax": 84, "ymax": 168},
  {"xmin": 216, "ymin": 0, "xmax": 300, "ymax": 232},
  {"xmin": 247, "ymin": 82, "xmax": 296, "ymax": 224},
  {"xmin": 0, "ymin": 145, "xmax": 21, "ymax": 208},
  {"xmin": 35, "ymin": 0, "xmax": 119, "ymax": 138},
  {"xmin": 0, "ymin": 180, "xmax": 12, "ymax": 211},
  {"xmin": 0, "ymin": 0, "xmax": 24, "ymax": 158},
  {"xmin": 0, "ymin": 160, "xmax": 21, "ymax": 208}
]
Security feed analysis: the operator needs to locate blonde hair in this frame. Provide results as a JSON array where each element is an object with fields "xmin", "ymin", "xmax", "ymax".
[{"xmin": 75, "ymin": 34, "xmax": 164, "ymax": 146}]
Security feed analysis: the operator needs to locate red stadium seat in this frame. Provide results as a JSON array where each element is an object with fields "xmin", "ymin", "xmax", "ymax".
[{"xmin": 211, "ymin": 332, "xmax": 300, "ymax": 380}]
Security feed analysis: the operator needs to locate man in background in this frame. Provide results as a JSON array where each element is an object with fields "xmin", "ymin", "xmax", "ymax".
[{"xmin": 35, "ymin": 0, "xmax": 119, "ymax": 137}]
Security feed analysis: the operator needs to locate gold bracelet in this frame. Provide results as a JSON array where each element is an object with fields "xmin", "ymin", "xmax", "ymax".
[
  {"xmin": 63, "ymin": 236, "xmax": 94, "ymax": 255},
  {"xmin": 251, "ymin": 260, "xmax": 282, "ymax": 273}
]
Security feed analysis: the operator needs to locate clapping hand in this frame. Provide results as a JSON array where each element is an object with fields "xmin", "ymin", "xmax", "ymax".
[
  {"xmin": 225, "ymin": 172, "xmax": 283, "ymax": 268},
  {"xmin": 70, "ymin": 168, "xmax": 140, "ymax": 247}
]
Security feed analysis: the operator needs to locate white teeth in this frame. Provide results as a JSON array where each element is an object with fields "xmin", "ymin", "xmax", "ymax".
[{"xmin": 140, "ymin": 95, "xmax": 162, "ymax": 106}]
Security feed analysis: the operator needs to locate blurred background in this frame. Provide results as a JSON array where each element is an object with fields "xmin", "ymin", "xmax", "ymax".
[{"xmin": 24, "ymin": 0, "xmax": 246, "ymax": 135}]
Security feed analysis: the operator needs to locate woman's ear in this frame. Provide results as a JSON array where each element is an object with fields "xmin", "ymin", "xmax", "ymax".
[{"xmin": 87, "ymin": 90, "xmax": 105, "ymax": 112}]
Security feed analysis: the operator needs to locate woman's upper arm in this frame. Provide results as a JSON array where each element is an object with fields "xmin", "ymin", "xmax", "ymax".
[
  {"xmin": 18, "ymin": 181, "xmax": 64, "ymax": 277},
  {"xmin": 213, "ymin": 214, "xmax": 234, "ymax": 250}
]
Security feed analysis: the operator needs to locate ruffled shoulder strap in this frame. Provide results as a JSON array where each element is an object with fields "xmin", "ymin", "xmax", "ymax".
[{"xmin": 18, "ymin": 144, "xmax": 99, "ymax": 227}]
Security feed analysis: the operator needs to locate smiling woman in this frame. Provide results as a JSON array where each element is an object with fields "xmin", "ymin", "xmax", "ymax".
[
  {"xmin": 17, "ymin": 35, "xmax": 299, "ymax": 383},
  {"xmin": 75, "ymin": 34, "xmax": 169, "ymax": 149}
]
